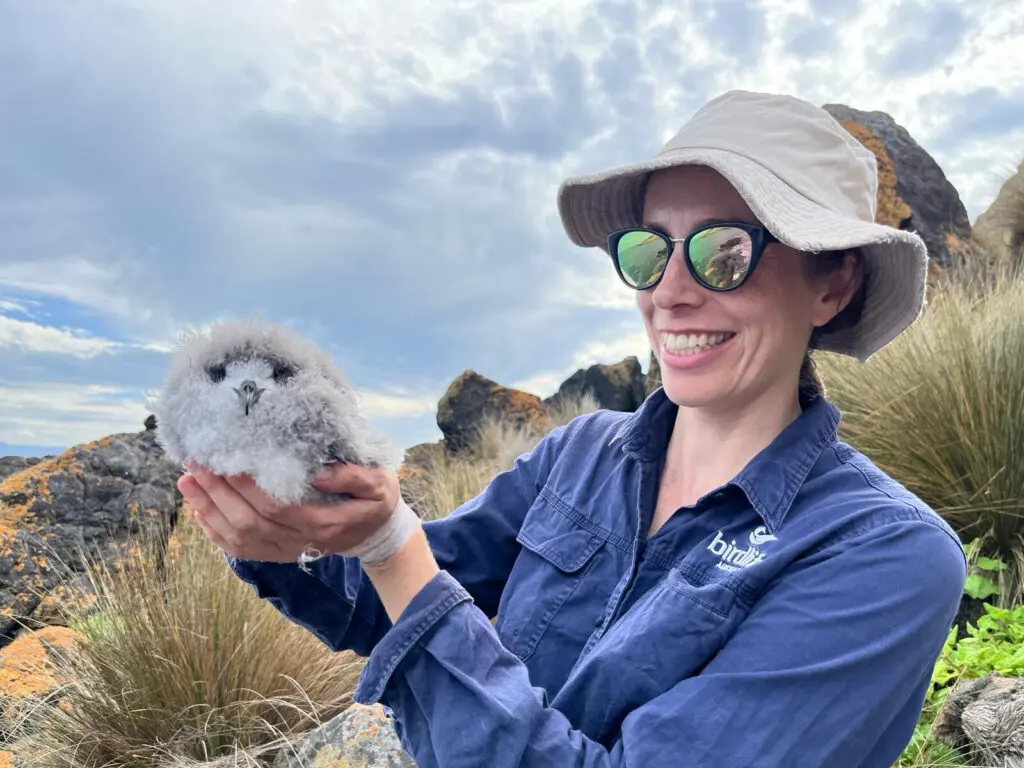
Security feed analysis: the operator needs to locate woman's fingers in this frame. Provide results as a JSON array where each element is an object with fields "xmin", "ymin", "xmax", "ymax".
[
  {"xmin": 178, "ymin": 474, "xmax": 241, "ymax": 549},
  {"xmin": 185, "ymin": 466, "xmax": 290, "ymax": 547},
  {"xmin": 311, "ymin": 461, "xmax": 392, "ymax": 501},
  {"xmin": 221, "ymin": 473, "xmax": 306, "ymax": 531}
]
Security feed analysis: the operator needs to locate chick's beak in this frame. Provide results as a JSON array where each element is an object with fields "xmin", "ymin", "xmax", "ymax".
[{"xmin": 233, "ymin": 379, "xmax": 265, "ymax": 416}]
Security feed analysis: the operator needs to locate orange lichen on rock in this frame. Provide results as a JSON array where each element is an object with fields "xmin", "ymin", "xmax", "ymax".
[
  {"xmin": 0, "ymin": 750, "xmax": 15, "ymax": 768},
  {"xmin": 486, "ymin": 383, "xmax": 549, "ymax": 429},
  {"xmin": 33, "ymin": 584, "xmax": 98, "ymax": 627},
  {"xmin": 0, "ymin": 446, "xmax": 86, "ymax": 531},
  {"xmin": 0, "ymin": 526, "xmax": 58, "ymax": 617},
  {"xmin": 0, "ymin": 626, "xmax": 80, "ymax": 699},
  {"xmin": 837, "ymin": 120, "xmax": 912, "ymax": 229}
]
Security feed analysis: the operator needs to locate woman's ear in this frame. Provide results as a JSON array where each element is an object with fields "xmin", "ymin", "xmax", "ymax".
[{"xmin": 811, "ymin": 249, "xmax": 865, "ymax": 329}]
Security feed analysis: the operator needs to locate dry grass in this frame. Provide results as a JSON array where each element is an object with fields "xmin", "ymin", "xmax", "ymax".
[
  {"xmin": 405, "ymin": 391, "xmax": 601, "ymax": 521},
  {"xmin": 819, "ymin": 260, "xmax": 1024, "ymax": 607},
  {"xmin": 5, "ymin": 500, "xmax": 363, "ymax": 768}
]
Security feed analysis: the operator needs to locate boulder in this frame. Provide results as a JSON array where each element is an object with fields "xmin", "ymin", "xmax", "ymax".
[
  {"xmin": 0, "ymin": 459, "xmax": 45, "ymax": 485},
  {"xmin": 397, "ymin": 440, "xmax": 447, "ymax": 517},
  {"xmin": 273, "ymin": 703, "xmax": 415, "ymax": 768},
  {"xmin": 0, "ymin": 430, "xmax": 181, "ymax": 645},
  {"xmin": 822, "ymin": 103, "xmax": 974, "ymax": 272},
  {"xmin": 973, "ymin": 158, "xmax": 1024, "ymax": 269},
  {"xmin": 436, "ymin": 370, "xmax": 550, "ymax": 453},
  {"xmin": 644, "ymin": 351, "xmax": 662, "ymax": 397},
  {"xmin": 932, "ymin": 672, "xmax": 1024, "ymax": 767},
  {"xmin": 0, "ymin": 625, "xmax": 80, "ymax": 735},
  {"xmin": 543, "ymin": 356, "xmax": 646, "ymax": 414}
]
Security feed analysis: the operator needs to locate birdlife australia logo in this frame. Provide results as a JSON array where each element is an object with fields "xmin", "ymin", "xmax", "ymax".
[{"xmin": 706, "ymin": 525, "xmax": 777, "ymax": 572}]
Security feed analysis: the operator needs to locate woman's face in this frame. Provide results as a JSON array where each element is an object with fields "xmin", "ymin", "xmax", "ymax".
[{"xmin": 636, "ymin": 164, "xmax": 858, "ymax": 412}]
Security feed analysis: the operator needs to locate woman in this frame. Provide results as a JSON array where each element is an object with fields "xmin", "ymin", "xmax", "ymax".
[{"xmin": 179, "ymin": 90, "xmax": 967, "ymax": 767}]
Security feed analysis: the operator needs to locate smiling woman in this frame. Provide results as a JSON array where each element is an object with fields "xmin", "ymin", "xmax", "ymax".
[{"xmin": 180, "ymin": 89, "xmax": 968, "ymax": 768}]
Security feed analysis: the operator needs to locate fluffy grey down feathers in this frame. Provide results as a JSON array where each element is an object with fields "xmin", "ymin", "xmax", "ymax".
[{"xmin": 151, "ymin": 318, "xmax": 403, "ymax": 507}]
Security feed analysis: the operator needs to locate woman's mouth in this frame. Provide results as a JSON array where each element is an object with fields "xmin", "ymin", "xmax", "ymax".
[{"xmin": 661, "ymin": 331, "xmax": 735, "ymax": 355}]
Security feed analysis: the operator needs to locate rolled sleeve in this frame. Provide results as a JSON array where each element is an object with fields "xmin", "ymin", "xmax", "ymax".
[{"xmin": 354, "ymin": 570, "xmax": 473, "ymax": 704}]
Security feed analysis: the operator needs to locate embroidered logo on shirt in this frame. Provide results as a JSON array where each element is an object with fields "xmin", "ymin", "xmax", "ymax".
[
  {"xmin": 748, "ymin": 525, "xmax": 777, "ymax": 546},
  {"xmin": 707, "ymin": 526, "xmax": 776, "ymax": 572}
]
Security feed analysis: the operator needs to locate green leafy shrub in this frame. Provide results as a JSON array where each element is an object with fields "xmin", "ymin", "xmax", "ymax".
[{"xmin": 895, "ymin": 549, "xmax": 1024, "ymax": 767}]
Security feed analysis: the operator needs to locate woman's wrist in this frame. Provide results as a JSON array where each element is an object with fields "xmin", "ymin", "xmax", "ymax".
[
  {"xmin": 362, "ymin": 524, "xmax": 440, "ymax": 622},
  {"xmin": 337, "ymin": 496, "xmax": 422, "ymax": 565}
]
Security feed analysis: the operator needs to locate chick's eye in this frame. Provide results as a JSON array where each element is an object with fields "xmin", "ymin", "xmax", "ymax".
[
  {"xmin": 206, "ymin": 363, "xmax": 227, "ymax": 383},
  {"xmin": 272, "ymin": 364, "xmax": 295, "ymax": 383}
]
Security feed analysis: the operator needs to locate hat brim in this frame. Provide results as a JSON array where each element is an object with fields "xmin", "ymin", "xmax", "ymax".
[{"xmin": 556, "ymin": 147, "xmax": 929, "ymax": 361}]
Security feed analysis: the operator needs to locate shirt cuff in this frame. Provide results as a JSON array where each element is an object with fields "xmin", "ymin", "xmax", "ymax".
[{"xmin": 353, "ymin": 569, "xmax": 472, "ymax": 704}]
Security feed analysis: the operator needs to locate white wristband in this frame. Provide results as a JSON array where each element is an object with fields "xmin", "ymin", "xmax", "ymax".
[{"xmin": 296, "ymin": 497, "xmax": 422, "ymax": 571}]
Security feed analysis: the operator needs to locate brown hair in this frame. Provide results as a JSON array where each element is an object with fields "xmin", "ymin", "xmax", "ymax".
[{"xmin": 798, "ymin": 249, "xmax": 867, "ymax": 408}]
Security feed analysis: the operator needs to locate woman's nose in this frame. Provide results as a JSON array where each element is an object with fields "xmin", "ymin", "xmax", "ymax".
[{"xmin": 651, "ymin": 243, "xmax": 705, "ymax": 309}]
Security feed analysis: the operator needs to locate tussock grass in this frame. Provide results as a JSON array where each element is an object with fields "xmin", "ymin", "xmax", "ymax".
[
  {"xmin": 819, "ymin": 264, "xmax": 1024, "ymax": 606},
  {"xmin": 406, "ymin": 391, "xmax": 601, "ymax": 521},
  {"xmin": 7, "ymin": 501, "xmax": 362, "ymax": 768}
]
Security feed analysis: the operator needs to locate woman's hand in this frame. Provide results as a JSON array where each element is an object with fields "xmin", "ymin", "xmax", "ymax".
[{"xmin": 178, "ymin": 461, "xmax": 401, "ymax": 563}]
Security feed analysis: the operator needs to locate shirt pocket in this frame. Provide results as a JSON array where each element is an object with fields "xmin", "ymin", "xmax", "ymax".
[
  {"xmin": 496, "ymin": 496, "xmax": 610, "ymax": 661},
  {"xmin": 579, "ymin": 565, "xmax": 747, "ymax": 692}
]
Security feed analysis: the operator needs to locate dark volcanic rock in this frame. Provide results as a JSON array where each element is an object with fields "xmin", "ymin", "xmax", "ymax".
[
  {"xmin": 822, "ymin": 103, "xmax": 973, "ymax": 272},
  {"xmin": 0, "ymin": 458, "xmax": 46, "ymax": 483},
  {"xmin": 436, "ymin": 370, "xmax": 549, "ymax": 453},
  {"xmin": 273, "ymin": 703, "xmax": 415, "ymax": 768},
  {"xmin": 933, "ymin": 672, "xmax": 1024, "ymax": 767},
  {"xmin": 0, "ymin": 430, "xmax": 181, "ymax": 645},
  {"xmin": 544, "ymin": 356, "xmax": 646, "ymax": 413}
]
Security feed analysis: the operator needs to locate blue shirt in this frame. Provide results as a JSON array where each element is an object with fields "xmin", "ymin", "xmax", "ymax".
[{"xmin": 227, "ymin": 389, "xmax": 967, "ymax": 768}]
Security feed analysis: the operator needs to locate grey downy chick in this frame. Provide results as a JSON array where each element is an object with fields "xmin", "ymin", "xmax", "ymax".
[{"xmin": 150, "ymin": 318, "xmax": 403, "ymax": 508}]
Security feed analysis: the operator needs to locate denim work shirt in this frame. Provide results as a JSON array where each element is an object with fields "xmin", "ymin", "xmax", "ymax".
[{"xmin": 227, "ymin": 389, "xmax": 968, "ymax": 768}]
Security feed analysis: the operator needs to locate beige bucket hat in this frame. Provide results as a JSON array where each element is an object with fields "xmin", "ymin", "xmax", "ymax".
[{"xmin": 556, "ymin": 89, "xmax": 929, "ymax": 361}]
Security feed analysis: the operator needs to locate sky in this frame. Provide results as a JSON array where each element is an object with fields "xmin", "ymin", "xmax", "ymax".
[{"xmin": 1, "ymin": 0, "xmax": 1023, "ymax": 458}]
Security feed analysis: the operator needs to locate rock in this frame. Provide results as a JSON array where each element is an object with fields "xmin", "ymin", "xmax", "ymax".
[
  {"xmin": 932, "ymin": 672, "xmax": 1024, "ymax": 767},
  {"xmin": 0, "ymin": 459, "xmax": 45, "ymax": 485},
  {"xmin": 643, "ymin": 351, "xmax": 662, "ymax": 397},
  {"xmin": 402, "ymin": 441, "xmax": 446, "ymax": 473},
  {"xmin": 0, "ymin": 430, "xmax": 181, "ymax": 646},
  {"xmin": 436, "ymin": 370, "xmax": 550, "ymax": 453},
  {"xmin": 143, "ymin": 414, "xmax": 158, "ymax": 431},
  {"xmin": 822, "ymin": 103, "xmax": 973, "ymax": 272},
  {"xmin": 543, "ymin": 356, "xmax": 645, "ymax": 414},
  {"xmin": 273, "ymin": 703, "xmax": 415, "ymax": 768},
  {"xmin": 973, "ymin": 158, "xmax": 1024, "ymax": 270},
  {"xmin": 0, "ymin": 625, "xmax": 80, "ymax": 732},
  {"xmin": 397, "ymin": 441, "xmax": 447, "ymax": 517}
]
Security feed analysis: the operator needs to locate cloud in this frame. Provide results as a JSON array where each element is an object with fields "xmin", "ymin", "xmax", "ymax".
[
  {"xmin": 0, "ymin": 316, "xmax": 123, "ymax": 358},
  {"xmin": 0, "ymin": 0, "xmax": 1021, "ymax": 456},
  {"xmin": 874, "ymin": 1, "xmax": 968, "ymax": 78},
  {"xmin": 0, "ymin": 382, "xmax": 153, "ymax": 447}
]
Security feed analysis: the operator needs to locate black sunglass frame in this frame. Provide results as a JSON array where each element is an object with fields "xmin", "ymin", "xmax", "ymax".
[{"xmin": 606, "ymin": 221, "xmax": 780, "ymax": 292}]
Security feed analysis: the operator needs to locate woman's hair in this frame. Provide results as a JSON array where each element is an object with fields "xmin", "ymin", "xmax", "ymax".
[{"xmin": 798, "ymin": 248, "xmax": 867, "ymax": 408}]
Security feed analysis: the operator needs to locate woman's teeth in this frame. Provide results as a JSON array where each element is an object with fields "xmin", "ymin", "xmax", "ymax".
[{"xmin": 662, "ymin": 332, "xmax": 733, "ymax": 354}]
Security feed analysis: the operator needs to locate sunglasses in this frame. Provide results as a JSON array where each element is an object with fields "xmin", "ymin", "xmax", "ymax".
[{"xmin": 607, "ymin": 221, "xmax": 779, "ymax": 292}]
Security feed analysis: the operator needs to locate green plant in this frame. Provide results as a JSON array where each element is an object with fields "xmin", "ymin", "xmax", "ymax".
[
  {"xmin": 7, "ymin": 501, "xmax": 363, "ymax": 768},
  {"xmin": 895, "ymin": 570, "xmax": 1024, "ymax": 768},
  {"xmin": 818, "ymin": 267, "xmax": 1024, "ymax": 607},
  {"xmin": 962, "ymin": 538, "xmax": 1005, "ymax": 602}
]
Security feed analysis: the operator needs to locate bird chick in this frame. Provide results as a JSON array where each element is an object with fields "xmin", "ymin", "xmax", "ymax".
[{"xmin": 150, "ymin": 318, "xmax": 403, "ymax": 507}]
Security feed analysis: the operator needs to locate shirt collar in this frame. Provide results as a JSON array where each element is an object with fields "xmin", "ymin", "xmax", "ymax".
[{"xmin": 611, "ymin": 387, "xmax": 842, "ymax": 533}]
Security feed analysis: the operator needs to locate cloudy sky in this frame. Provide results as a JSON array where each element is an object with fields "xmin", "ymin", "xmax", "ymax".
[{"xmin": 2, "ymin": 0, "xmax": 1022, "ymax": 458}]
